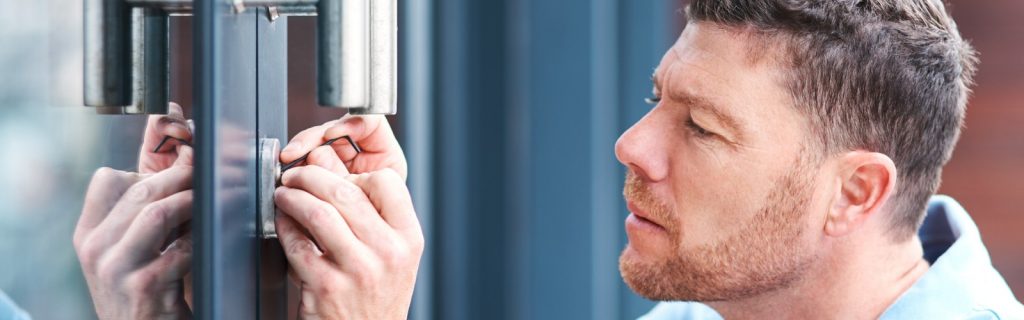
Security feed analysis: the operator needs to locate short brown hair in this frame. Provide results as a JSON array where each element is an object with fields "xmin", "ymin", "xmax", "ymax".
[{"xmin": 686, "ymin": 0, "xmax": 978, "ymax": 240}]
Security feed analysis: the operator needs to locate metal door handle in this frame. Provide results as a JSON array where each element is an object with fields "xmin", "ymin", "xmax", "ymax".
[{"xmin": 83, "ymin": 0, "xmax": 397, "ymax": 115}]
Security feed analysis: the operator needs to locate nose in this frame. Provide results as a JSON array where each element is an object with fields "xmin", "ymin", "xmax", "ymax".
[{"xmin": 615, "ymin": 112, "xmax": 669, "ymax": 182}]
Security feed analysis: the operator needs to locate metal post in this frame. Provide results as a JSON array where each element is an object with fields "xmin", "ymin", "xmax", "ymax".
[
  {"xmin": 93, "ymin": 7, "xmax": 168, "ymax": 115},
  {"xmin": 349, "ymin": 0, "xmax": 396, "ymax": 114},
  {"xmin": 121, "ymin": 7, "xmax": 170, "ymax": 114},
  {"xmin": 84, "ymin": 0, "xmax": 132, "ymax": 107},
  {"xmin": 317, "ymin": 0, "xmax": 369, "ymax": 109}
]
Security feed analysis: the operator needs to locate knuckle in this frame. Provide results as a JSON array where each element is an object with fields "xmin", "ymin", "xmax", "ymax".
[
  {"xmin": 350, "ymin": 263, "xmax": 380, "ymax": 289},
  {"xmin": 80, "ymin": 236, "xmax": 106, "ymax": 258},
  {"xmin": 92, "ymin": 167, "xmax": 116, "ymax": 182},
  {"xmin": 380, "ymin": 247, "xmax": 405, "ymax": 269},
  {"xmin": 331, "ymin": 182, "xmax": 363, "ymax": 202},
  {"xmin": 123, "ymin": 182, "xmax": 153, "ymax": 203},
  {"xmin": 125, "ymin": 270, "xmax": 159, "ymax": 296},
  {"xmin": 409, "ymin": 232, "xmax": 426, "ymax": 255},
  {"xmin": 285, "ymin": 239, "xmax": 314, "ymax": 258},
  {"xmin": 95, "ymin": 257, "xmax": 122, "ymax": 283},
  {"xmin": 314, "ymin": 282, "xmax": 335, "ymax": 298},
  {"xmin": 313, "ymin": 269, "xmax": 339, "ymax": 296},
  {"xmin": 89, "ymin": 168, "xmax": 128, "ymax": 192},
  {"xmin": 380, "ymin": 240, "xmax": 417, "ymax": 269},
  {"xmin": 76, "ymin": 238, "xmax": 103, "ymax": 271},
  {"xmin": 72, "ymin": 229, "xmax": 87, "ymax": 251},
  {"xmin": 96, "ymin": 167, "xmax": 134, "ymax": 184},
  {"xmin": 306, "ymin": 206, "xmax": 334, "ymax": 226},
  {"xmin": 140, "ymin": 201, "xmax": 170, "ymax": 227}
]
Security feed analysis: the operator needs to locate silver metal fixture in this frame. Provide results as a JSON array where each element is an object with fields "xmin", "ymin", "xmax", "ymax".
[
  {"xmin": 83, "ymin": 0, "xmax": 398, "ymax": 115},
  {"xmin": 258, "ymin": 138, "xmax": 281, "ymax": 239}
]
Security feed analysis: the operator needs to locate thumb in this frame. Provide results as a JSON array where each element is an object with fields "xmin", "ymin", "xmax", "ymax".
[{"xmin": 174, "ymin": 145, "xmax": 194, "ymax": 167}]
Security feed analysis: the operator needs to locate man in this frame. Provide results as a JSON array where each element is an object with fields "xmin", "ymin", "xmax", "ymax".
[
  {"xmin": 615, "ymin": 0, "xmax": 1024, "ymax": 319},
  {"xmin": 75, "ymin": 1, "xmax": 1024, "ymax": 320}
]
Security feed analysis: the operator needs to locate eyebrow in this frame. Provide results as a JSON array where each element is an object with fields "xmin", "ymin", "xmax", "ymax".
[{"xmin": 654, "ymin": 72, "xmax": 746, "ymax": 139}]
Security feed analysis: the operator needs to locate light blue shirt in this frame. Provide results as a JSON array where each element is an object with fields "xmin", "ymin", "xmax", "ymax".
[
  {"xmin": 0, "ymin": 291, "xmax": 29, "ymax": 320},
  {"xmin": 641, "ymin": 195, "xmax": 1024, "ymax": 319}
]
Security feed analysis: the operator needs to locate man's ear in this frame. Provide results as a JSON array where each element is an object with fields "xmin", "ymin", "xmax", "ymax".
[{"xmin": 824, "ymin": 151, "xmax": 897, "ymax": 237}]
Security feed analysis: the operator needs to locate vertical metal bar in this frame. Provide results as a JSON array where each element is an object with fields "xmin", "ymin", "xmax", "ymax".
[
  {"xmin": 256, "ymin": 8, "xmax": 289, "ymax": 320},
  {"xmin": 192, "ymin": 0, "xmax": 216, "ymax": 317},
  {"xmin": 141, "ymin": 8, "xmax": 170, "ymax": 114},
  {"xmin": 317, "ymin": 0, "xmax": 369, "ymax": 108},
  {"xmin": 192, "ymin": 0, "xmax": 215, "ymax": 316},
  {"xmin": 124, "ymin": 7, "xmax": 170, "ymax": 114},
  {"xmin": 84, "ymin": 0, "xmax": 132, "ymax": 107},
  {"xmin": 350, "ymin": 0, "xmax": 397, "ymax": 114},
  {"xmin": 401, "ymin": 0, "xmax": 434, "ymax": 317},
  {"xmin": 195, "ymin": 2, "xmax": 265, "ymax": 320},
  {"xmin": 93, "ymin": 7, "xmax": 168, "ymax": 115}
]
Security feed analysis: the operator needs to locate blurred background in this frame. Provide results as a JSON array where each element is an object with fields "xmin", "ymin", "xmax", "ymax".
[{"xmin": 0, "ymin": 0, "xmax": 1019, "ymax": 319}]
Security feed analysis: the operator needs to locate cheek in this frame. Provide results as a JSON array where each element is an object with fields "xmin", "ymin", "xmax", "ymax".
[{"xmin": 666, "ymin": 149, "xmax": 781, "ymax": 247}]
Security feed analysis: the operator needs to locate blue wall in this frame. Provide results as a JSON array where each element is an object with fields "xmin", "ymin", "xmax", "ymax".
[{"xmin": 400, "ymin": 0, "xmax": 680, "ymax": 318}]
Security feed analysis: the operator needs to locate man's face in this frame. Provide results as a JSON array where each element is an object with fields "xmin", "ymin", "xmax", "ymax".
[{"xmin": 615, "ymin": 22, "xmax": 829, "ymax": 301}]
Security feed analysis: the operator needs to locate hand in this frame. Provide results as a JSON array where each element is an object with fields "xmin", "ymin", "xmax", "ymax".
[
  {"xmin": 74, "ymin": 147, "xmax": 194, "ymax": 320},
  {"xmin": 280, "ymin": 115, "xmax": 407, "ymax": 181},
  {"xmin": 274, "ymin": 150, "xmax": 423, "ymax": 319},
  {"xmin": 139, "ymin": 103, "xmax": 192, "ymax": 174}
]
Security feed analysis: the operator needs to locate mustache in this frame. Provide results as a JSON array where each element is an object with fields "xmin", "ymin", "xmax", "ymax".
[{"xmin": 624, "ymin": 171, "xmax": 673, "ymax": 230}]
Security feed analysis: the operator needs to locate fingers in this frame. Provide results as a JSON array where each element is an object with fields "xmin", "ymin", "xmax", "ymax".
[
  {"xmin": 323, "ymin": 116, "xmax": 395, "ymax": 161},
  {"xmin": 76, "ymin": 168, "xmax": 143, "ymax": 244},
  {"xmin": 347, "ymin": 170, "xmax": 420, "ymax": 233},
  {"xmin": 280, "ymin": 166, "xmax": 391, "ymax": 243},
  {"xmin": 274, "ymin": 214, "xmax": 333, "ymax": 281},
  {"xmin": 306, "ymin": 145, "xmax": 349, "ymax": 176},
  {"xmin": 144, "ymin": 103, "xmax": 192, "ymax": 149},
  {"xmin": 325, "ymin": 116, "xmax": 408, "ymax": 180},
  {"xmin": 174, "ymin": 144, "xmax": 194, "ymax": 167},
  {"xmin": 280, "ymin": 120, "xmax": 338, "ymax": 163},
  {"xmin": 148, "ymin": 232, "xmax": 193, "ymax": 283},
  {"xmin": 139, "ymin": 102, "xmax": 192, "ymax": 174},
  {"xmin": 118, "ymin": 190, "xmax": 193, "ymax": 261},
  {"xmin": 94, "ymin": 164, "xmax": 193, "ymax": 245},
  {"xmin": 273, "ymin": 186, "xmax": 363, "ymax": 260},
  {"xmin": 167, "ymin": 102, "xmax": 185, "ymax": 119}
]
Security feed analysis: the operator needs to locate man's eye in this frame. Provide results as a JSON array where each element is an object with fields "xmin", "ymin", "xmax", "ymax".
[
  {"xmin": 645, "ymin": 96, "xmax": 661, "ymax": 105},
  {"xmin": 685, "ymin": 118, "xmax": 713, "ymax": 138}
]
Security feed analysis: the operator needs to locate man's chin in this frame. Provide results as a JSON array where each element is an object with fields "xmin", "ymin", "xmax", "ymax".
[
  {"xmin": 619, "ymin": 245, "xmax": 676, "ymax": 300},
  {"xmin": 618, "ymin": 244, "xmax": 735, "ymax": 302}
]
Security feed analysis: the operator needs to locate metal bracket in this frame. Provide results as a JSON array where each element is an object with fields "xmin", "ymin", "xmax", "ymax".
[
  {"xmin": 84, "ymin": 0, "xmax": 397, "ymax": 115},
  {"xmin": 259, "ymin": 138, "xmax": 282, "ymax": 239}
]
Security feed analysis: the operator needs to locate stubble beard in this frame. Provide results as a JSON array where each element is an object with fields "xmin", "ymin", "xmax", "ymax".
[{"xmin": 619, "ymin": 161, "xmax": 818, "ymax": 302}]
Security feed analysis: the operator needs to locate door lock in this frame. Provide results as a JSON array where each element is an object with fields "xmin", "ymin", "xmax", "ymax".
[
  {"xmin": 259, "ymin": 138, "xmax": 281, "ymax": 239},
  {"xmin": 258, "ymin": 135, "xmax": 362, "ymax": 239}
]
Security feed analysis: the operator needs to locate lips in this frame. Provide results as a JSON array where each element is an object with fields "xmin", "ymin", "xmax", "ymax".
[{"xmin": 626, "ymin": 200, "xmax": 664, "ymax": 228}]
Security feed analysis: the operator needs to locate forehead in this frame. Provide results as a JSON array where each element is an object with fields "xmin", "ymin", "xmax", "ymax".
[{"xmin": 657, "ymin": 22, "xmax": 805, "ymax": 147}]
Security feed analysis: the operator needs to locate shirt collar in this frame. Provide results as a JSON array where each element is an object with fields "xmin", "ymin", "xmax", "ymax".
[{"xmin": 881, "ymin": 195, "xmax": 1021, "ymax": 319}]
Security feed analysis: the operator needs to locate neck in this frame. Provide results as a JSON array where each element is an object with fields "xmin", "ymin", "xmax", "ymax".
[{"xmin": 706, "ymin": 235, "xmax": 929, "ymax": 319}]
